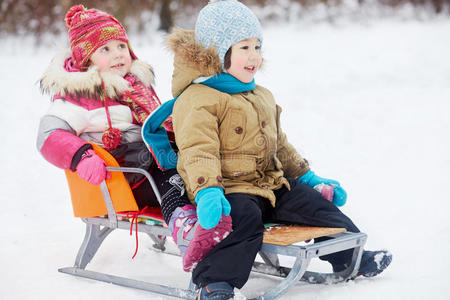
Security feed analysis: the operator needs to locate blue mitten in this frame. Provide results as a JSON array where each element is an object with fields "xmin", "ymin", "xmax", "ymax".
[
  {"xmin": 298, "ymin": 170, "xmax": 347, "ymax": 207},
  {"xmin": 195, "ymin": 187, "xmax": 231, "ymax": 229}
]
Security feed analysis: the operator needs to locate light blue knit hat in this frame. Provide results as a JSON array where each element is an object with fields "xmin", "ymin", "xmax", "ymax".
[{"xmin": 195, "ymin": 0, "xmax": 263, "ymax": 68}]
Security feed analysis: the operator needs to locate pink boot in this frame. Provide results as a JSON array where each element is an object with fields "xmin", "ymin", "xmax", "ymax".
[
  {"xmin": 314, "ymin": 183, "xmax": 334, "ymax": 202},
  {"xmin": 182, "ymin": 215, "xmax": 232, "ymax": 272},
  {"xmin": 168, "ymin": 205, "xmax": 233, "ymax": 272},
  {"xmin": 168, "ymin": 204, "xmax": 198, "ymax": 256}
]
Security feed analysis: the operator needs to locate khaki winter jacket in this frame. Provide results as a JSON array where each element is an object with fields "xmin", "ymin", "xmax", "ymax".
[{"xmin": 168, "ymin": 29, "xmax": 309, "ymax": 206}]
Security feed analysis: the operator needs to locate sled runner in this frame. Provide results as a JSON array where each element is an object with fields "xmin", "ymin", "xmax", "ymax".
[{"xmin": 58, "ymin": 144, "xmax": 367, "ymax": 300}]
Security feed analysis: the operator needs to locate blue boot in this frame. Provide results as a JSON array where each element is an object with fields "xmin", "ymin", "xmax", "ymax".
[
  {"xmin": 357, "ymin": 250, "xmax": 392, "ymax": 277},
  {"xmin": 332, "ymin": 250, "xmax": 392, "ymax": 277},
  {"xmin": 198, "ymin": 282, "xmax": 234, "ymax": 300}
]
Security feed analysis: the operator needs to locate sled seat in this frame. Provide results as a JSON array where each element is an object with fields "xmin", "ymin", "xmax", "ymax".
[{"xmin": 58, "ymin": 144, "xmax": 367, "ymax": 300}]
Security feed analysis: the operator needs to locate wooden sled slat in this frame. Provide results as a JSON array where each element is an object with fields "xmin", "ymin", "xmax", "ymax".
[{"xmin": 263, "ymin": 225, "xmax": 346, "ymax": 246}]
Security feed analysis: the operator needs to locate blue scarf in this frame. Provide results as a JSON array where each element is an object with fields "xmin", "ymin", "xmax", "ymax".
[{"xmin": 142, "ymin": 73, "xmax": 255, "ymax": 170}]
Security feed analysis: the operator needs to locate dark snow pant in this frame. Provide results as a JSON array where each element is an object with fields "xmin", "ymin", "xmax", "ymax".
[
  {"xmin": 152, "ymin": 168, "xmax": 191, "ymax": 224},
  {"xmin": 192, "ymin": 178, "xmax": 360, "ymax": 289}
]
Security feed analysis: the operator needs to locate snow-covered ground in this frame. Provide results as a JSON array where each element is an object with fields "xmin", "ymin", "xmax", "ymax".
[{"xmin": 1, "ymin": 18, "xmax": 449, "ymax": 300}]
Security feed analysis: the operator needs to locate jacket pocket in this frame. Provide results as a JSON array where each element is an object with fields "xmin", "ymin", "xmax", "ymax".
[
  {"xmin": 221, "ymin": 154, "xmax": 257, "ymax": 181},
  {"xmin": 220, "ymin": 109, "xmax": 246, "ymax": 150}
]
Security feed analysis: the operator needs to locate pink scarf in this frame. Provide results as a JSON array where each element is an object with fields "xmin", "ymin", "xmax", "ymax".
[{"xmin": 120, "ymin": 75, "xmax": 173, "ymax": 131}]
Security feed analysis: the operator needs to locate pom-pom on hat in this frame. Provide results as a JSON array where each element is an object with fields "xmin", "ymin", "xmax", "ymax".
[
  {"xmin": 64, "ymin": 5, "xmax": 137, "ymax": 69},
  {"xmin": 195, "ymin": 0, "xmax": 263, "ymax": 69}
]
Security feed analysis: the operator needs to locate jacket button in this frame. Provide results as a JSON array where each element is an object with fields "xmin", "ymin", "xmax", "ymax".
[
  {"xmin": 235, "ymin": 127, "xmax": 243, "ymax": 134},
  {"xmin": 197, "ymin": 176, "xmax": 205, "ymax": 184},
  {"xmin": 261, "ymin": 121, "xmax": 266, "ymax": 128},
  {"xmin": 217, "ymin": 176, "xmax": 223, "ymax": 182}
]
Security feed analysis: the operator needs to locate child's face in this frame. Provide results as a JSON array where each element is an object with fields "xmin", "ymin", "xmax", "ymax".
[
  {"xmin": 226, "ymin": 37, "xmax": 262, "ymax": 83},
  {"xmin": 90, "ymin": 40, "xmax": 132, "ymax": 77}
]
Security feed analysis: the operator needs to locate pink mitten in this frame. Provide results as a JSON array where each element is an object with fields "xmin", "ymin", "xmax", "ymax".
[
  {"xmin": 313, "ymin": 183, "xmax": 334, "ymax": 202},
  {"xmin": 76, "ymin": 149, "xmax": 110, "ymax": 185}
]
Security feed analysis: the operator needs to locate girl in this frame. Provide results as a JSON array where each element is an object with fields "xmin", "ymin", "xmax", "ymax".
[
  {"xmin": 168, "ymin": 1, "xmax": 392, "ymax": 299},
  {"xmin": 36, "ymin": 4, "xmax": 231, "ymax": 272}
]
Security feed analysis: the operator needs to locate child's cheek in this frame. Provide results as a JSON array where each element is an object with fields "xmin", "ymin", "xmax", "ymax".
[
  {"xmin": 235, "ymin": 56, "xmax": 247, "ymax": 68},
  {"xmin": 94, "ymin": 56, "xmax": 110, "ymax": 72}
]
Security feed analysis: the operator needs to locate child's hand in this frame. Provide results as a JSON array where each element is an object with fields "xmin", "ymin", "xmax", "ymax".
[
  {"xmin": 76, "ymin": 149, "xmax": 111, "ymax": 185},
  {"xmin": 195, "ymin": 187, "xmax": 231, "ymax": 230},
  {"xmin": 298, "ymin": 170, "xmax": 347, "ymax": 206}
]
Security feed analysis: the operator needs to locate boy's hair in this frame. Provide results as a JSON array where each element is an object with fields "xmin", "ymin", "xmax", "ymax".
[
  {"xmin": 224, "ymin": 48, "xmax": 232, "ymax": 70},
  {"xmin": 195, "ymin": 0, "xmax": 262, "ymax": 70},
  {"xmin": 64, "ymin": 5, "xmax": 137, "ymax": 69}
]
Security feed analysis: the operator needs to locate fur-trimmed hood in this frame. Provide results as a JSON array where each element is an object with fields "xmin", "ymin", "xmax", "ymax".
[
  {"xmin": 167, "ymin": 28, "xmax": 222, "ymax": 97},
  {"xmin": 39, "ymin": 49, "xmax": 155, "ymax": 100}
]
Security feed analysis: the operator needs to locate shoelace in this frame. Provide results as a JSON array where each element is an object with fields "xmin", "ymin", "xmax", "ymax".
[{"xmin": 126, "ymin": 206, "xmax": 149, "ymax": 259}]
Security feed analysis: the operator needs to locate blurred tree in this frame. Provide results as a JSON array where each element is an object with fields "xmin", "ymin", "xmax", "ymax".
[
  {"xmin": 431, "ymin": 0, "xmax": 444, "ymax": 12},
  {"xmin": 1, "ymin": 0, "xmax": 449, "ymax": 41},
  {"xmin": 158, "ymin": 0, "xmax": 173, "ymax": 32}
]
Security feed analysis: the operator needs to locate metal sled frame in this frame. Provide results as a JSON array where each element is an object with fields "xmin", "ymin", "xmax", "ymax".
[{"xmin": 59, "ymin": 167, "xmax": 367, "ymax": 300}]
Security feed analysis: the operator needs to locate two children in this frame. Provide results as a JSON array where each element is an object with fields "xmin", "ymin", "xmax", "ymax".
[
  {"xmin": 37, "ymin": 2, "xmax": 392, "ymax": 299},
  {"xmin": 36, "ymin": 4, "xmax": 231, "ymax": 272},
  {"xmin": 168, "ymin": 0, "xmax": 392, "ymax": 299}
]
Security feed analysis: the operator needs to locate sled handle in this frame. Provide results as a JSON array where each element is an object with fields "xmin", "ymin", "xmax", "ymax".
[{"xmin": 105, "ymin": 167, "xmax": 162, "ymax": 204}]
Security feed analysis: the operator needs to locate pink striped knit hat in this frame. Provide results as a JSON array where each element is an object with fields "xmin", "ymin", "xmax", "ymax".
[{"xmin": 64, "ymin": 5, "xmax": 137, "ymax": 69}]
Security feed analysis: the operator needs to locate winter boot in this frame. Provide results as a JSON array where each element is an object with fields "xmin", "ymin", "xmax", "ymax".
[
  {"xmin": 183, "ymin": 215, "xmax": 232, "ymax": 272},
  {"xmin": 197, "ymin": 282, "xmax": 234, "ymax": 300},
  {"xmin": 357, "ymin": 250, "xmax": 392, "ymax": 277},
  {"xmin": 332, "ymin": 250, "xmax": 392, "ymax": 278},
  {"xmin": 313, "ymin": 183, "xmax": 334, "ymax": 202},
  {"xmin": 168, "ymin": 205, "xmax": 233, "ymax": 272},
  {"xmin": 168, "ymin": 204, "xmax": 198, "ymax": 256}
]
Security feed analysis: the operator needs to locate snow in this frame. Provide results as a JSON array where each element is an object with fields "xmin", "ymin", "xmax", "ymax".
[{"xmin": 1, "ymin": 18, "xmax": 450, "ymax": 300}]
